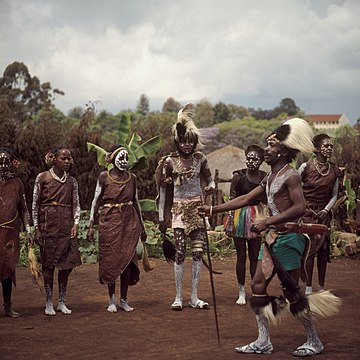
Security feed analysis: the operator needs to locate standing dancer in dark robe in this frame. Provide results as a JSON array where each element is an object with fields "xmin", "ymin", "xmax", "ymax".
[
  {"xmin": 357, "ymin": 186, "xmax": 360, "ymax": 234},
  {"xmin": 32, "ymin": 148, "xmax": 81, "ymax": 315},
  {"xmin": 157, "ymin": 103, "xmax": 215, "ymax": 311},
  {"xmin": 298, "ymin": 134, "xmax": 340, "ymax": 295},
  {"xmin": 87, "ymin": 146, "xmax": 146, "ymax": 313},
  {"xmin": 225, "ymin": 145, "xmax": 267, "ymax": 305},
  {"xmin": 199, "ymin": 118, "xmax": 341, "ymax": 357},
  {"xmin": 0, "ymin": 148, "xmax": 32, "ymax": 317}
]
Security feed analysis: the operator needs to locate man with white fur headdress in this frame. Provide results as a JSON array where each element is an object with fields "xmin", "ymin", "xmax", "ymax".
[
  {"xmin": 156, "ymin": 103, "xmax": 215, "ymax": 311},
  {"xmin": 198, "ymin": 118, "xmax": 341, "ymax": 357}
]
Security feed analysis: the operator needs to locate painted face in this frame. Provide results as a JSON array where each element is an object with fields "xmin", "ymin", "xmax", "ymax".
[
  {"xmin": 54, "ymin": 149, "xmax": 72, "ymax": 172},
  {"xmin": 246, "ymin": 151, "xmax": 262, "ymax": 170},
  {"xmin": 319, "ymin": 138, "xmax": 333, "ymax": 159},
  {"xmin": 0, "ymin": 152, "xmax": 12, "ymax": 174},
  {"xmin": 114, "ymin": 149, "xmax": 129, "ymax": 171},
  {"xmin": 264, "ymin": 139, "xmax": 283, "ymax": 165},
  {"xmin": 177, "ymin": 139, "xmax": 195, "ymax": 156}
]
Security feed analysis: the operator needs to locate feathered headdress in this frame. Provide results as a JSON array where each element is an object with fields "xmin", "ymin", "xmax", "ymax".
[
  {"xmin": 266, "ymin": 117, "xmax": 314, "ymax": 156},
  {"xmin": 172, "ymin": 103, "xmax": 204, "ymax": 148}
]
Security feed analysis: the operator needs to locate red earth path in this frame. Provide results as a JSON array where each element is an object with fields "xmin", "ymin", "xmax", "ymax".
[{"xmin": 0, "ymin": 256, "xmax": 359, "ymax": 359}]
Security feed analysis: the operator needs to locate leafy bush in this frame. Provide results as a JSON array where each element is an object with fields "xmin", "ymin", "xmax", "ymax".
[{"xmin": 77, "ymin": 211, "xmax": 99, "ymax": 264}]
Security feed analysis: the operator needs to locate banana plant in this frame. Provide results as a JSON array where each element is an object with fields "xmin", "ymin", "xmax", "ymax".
[
  {"xmin": 87, "ymin": 113, "xmax": 162, "ymax": 212},
  {"xmin": 87, "ymin": 113, "xmax": 162, "ymax": 171},
  {"xmin": 343, "ymin": 176, "xmax": 356, "ymax": 218}
]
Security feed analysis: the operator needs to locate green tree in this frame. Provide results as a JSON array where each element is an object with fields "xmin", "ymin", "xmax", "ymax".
[
  {"xmin": 274, "ymin": 97, "xmax": 299, "ymax": 117},
  {"xmin": 333, "ymin": 125, "xmax": 360, "ymax": 192},
  {"xmin": 194, "ymin": 99, "xmax": 215, "ymax": 128},
  {"xmin": 136, "ymin": 93, "xmax": 150, "ymax": 115},
  {"xmin": 0, "ymin": 100, "xmax": 21, "ymax": 149},
  {"xmin": 14, "ymin": 108, "xmax": 66, "ymax": 206},
  {"xmin": 162, "ymin": 97, "xmax": 181, "ymax": 113},
  {"xmin": 67, "ymin": 106, "xmax": 84, "ymax": 119},
  {"xmin": 215, "ymin": 117, "xmax": 281, "ymax": 150},
  {"xmin": 213, "ymin": 101, "xmax": 230, "ymax": 124},
  {"xmin": 0, "ymin": 61, "xmax": 64, "ymax": 122},
  {"xmin": 67, "ymin": 106, "xmax": 103, "ymax": 210},
  {"xmin": 227, "ymin": 104, "xmax": 250, "ymax": 120}
]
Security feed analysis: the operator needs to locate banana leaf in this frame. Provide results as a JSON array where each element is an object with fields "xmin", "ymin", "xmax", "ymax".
[
  {"xmin": 128, "ymin": 133, "xmax": 142, "ymax": 150},
  {"xmin": 134, "ymin": 136, "xmax": 163, "ymax": 157},
  {"xmin": 344, "ymin": 177, "xmax": 356, "ymax": 217},
  {"xmin": 116, "ymin": 113, "xmax": 131, "ymax": 145},
  {"xmin": 86, "ymin": 142, "xmax": 108, "ymax": 168}
]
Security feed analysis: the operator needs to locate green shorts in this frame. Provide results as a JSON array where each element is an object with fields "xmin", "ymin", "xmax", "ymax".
[{"xmin": 259, "ymin": 232, "xmax": 306, "ymax": 271}]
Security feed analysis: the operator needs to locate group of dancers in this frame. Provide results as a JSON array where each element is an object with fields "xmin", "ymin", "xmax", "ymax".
[{"xmin": 0, "ymin": 102, "xmax": 342, "ymax": 357}]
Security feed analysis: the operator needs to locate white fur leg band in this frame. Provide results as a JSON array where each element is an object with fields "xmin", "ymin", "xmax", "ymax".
[{"xmin": 250, "ymin": 295, "xmax": 289, "ymax": 326}]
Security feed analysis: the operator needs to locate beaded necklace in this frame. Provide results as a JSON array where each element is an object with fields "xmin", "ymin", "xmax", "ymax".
[
  {"xmin": 49, "ymin": 168, "xmax": 67, "ymax": 183},
  {"xmin": 268, "ymin": 163, "xmax": 288, "ymax": 186},
  {"xmin": 267, "ymin": 163, "xmax": 290, "ymax": 216},
  {"xmin": 107, "ymin": 169, "xmax": 131, "ymax": 184},
  {"xmin": 174, "ymin": 153, "xmax": 198, "ymax": 186},
  {"xmin": 313, "ymin": 158, "xmax": 330, "ymax": 177}
]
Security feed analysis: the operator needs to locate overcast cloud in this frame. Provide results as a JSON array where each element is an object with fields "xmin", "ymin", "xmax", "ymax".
[{"xmin": 0, "ymin": 0, "xmax": 359, "ymax": 123}]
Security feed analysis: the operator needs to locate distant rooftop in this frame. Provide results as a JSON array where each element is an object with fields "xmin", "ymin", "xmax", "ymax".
[
  {"xmin": 306, "ymin": 114, "xmax": 349, "ymax": 129},
  {"xmin": 307, "ymin": 114, "xmax": 343, "ymax": 122}
]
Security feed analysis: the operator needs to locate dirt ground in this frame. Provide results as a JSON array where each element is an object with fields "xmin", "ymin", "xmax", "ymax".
[{"xmin": 0, "ymin": 255, "xmax": 359, "ymax": 360}]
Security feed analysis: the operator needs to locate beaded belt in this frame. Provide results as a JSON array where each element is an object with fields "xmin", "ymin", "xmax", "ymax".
[
  {"xmin": 41, "ymin": 201, "xmax": 70, "ymax": 207},
  {"xmin": 102, "ymin": 201, "xmax": 133, "ymax": 209}
]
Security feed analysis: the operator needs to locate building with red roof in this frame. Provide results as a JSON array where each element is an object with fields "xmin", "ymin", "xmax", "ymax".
[{"xmin": 306, "ymin": 114, "xmax": 350, "ymax": 130}]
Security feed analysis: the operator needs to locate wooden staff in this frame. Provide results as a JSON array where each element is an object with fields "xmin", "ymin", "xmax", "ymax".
[{"xmin": 203, "ymin": 196, "xmax": 221, "ymax": 347}]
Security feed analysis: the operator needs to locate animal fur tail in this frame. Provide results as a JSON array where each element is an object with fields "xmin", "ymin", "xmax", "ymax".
[
  {"xmin": 307, "ymin": 290, "xmax": 342, "ymax": 318},
  {"xmin": 250, "ymin": 295, "xmax": 290, "ymax": 326},
  {"xmin": 28, "ymin": 247, "xmax": 43, "ymax": 293},
  {"xmin": 142, "ymin": 244, "xmax": 153, "ymax": 272}
]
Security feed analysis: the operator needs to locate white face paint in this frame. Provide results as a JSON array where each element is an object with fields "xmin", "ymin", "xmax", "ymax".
[
  {"xmin": 114, "ymin": 149, "xmax": 129, "ymax": 171},
  {"xmin": 246, "ymin": 151, "xmax": 262, "ymax": 170},
  {"xmin": 0, "ymin": 152, "xmax": 12, "ymax": 174},
  {"xmin": 319, "ymin": 138, "xmax": 333, "ymax": 159}
]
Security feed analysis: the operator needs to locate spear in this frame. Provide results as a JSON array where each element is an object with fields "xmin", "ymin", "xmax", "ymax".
[{"xmin": 202, "ymin": 196, "xmax": 221, "ymax": 347}]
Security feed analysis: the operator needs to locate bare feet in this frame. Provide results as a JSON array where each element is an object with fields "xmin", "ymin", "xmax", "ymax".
[
  {"xmin": 4, "ymin": 307, "xmax": 20, "ymax": 318},
  {"xmin": 119, "ymin": 299, "xmax": 134, "ymax": 312},
  {"xmin": 56, "ymin": 301, "xmax": 72, "ymax": 315},
  {"xmin": 107, "ymin": 303, "xmax": 117, "ymax": 313},
  {"xmin": 236, "ymin": 285, "xmax": 246, "ymax": 305},
  {"xmin": 45, "ymin": 302, "xmax": 56, "ymax": 316}
]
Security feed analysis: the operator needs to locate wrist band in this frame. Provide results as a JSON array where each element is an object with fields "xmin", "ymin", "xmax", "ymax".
[{"xmin": 25, "ymin": 224, "xmax": 31, "ymax": 235}]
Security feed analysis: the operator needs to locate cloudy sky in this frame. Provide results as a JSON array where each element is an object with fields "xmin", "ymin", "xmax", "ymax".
[{"xmin": 1, "ymin": 0, "xmax": 359, "ymax": 123}]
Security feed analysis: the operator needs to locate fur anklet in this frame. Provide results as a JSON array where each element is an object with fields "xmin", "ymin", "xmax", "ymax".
[{"xmin": 250, "ymin": 294, "xmax": 289, "ymax": 326}]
